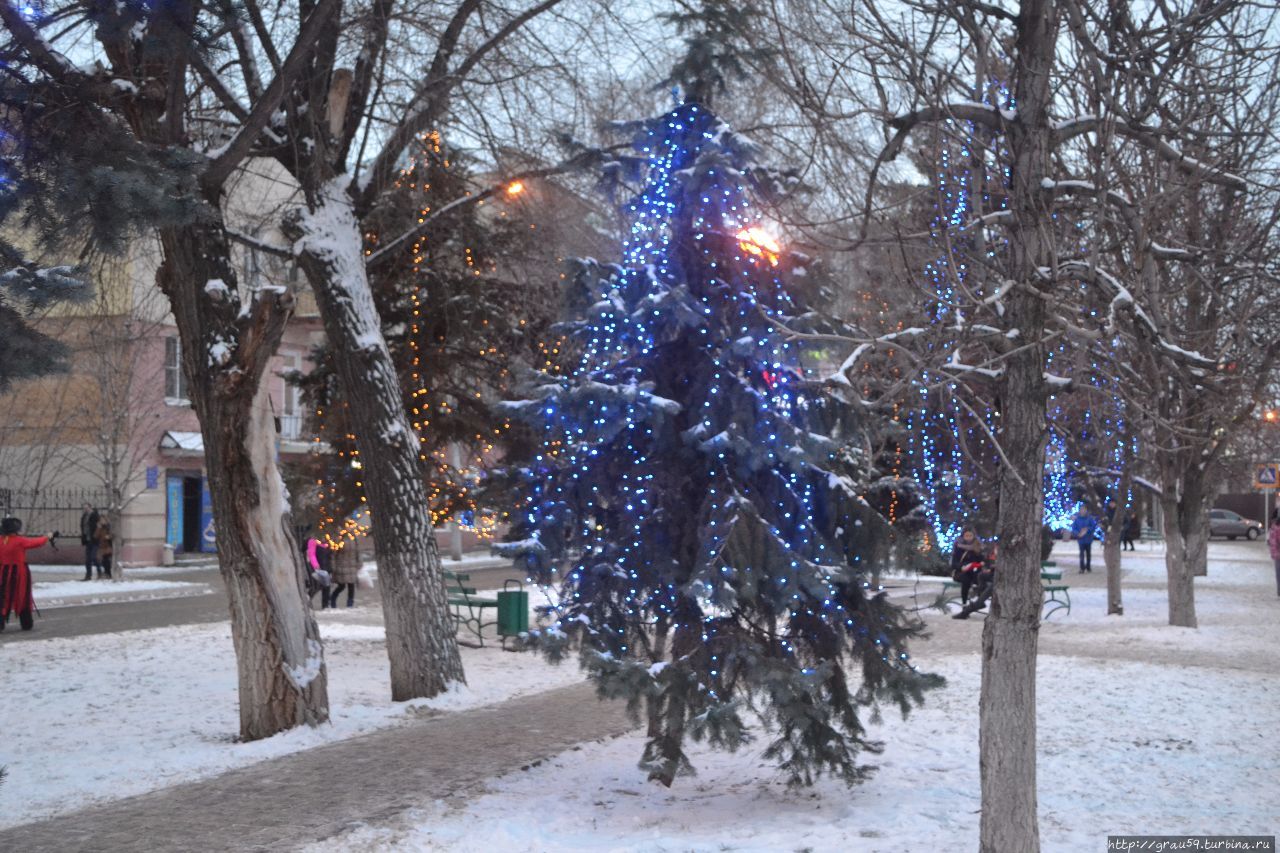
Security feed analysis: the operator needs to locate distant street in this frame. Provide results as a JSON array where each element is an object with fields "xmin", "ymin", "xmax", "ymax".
[{"xmin": 2, "ymin": 558, "xmax": 524, "ymax": 643}]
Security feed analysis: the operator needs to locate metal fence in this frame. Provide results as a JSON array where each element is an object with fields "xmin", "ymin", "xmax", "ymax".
[{"xmin": 0, "ymin": 487, "xmax": 112, "ymax": 538}]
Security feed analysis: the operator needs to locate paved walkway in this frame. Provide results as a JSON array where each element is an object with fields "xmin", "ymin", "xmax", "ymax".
[{"xmin": 0, "ymin": 680, "xmax": 634, "ymax": 852}]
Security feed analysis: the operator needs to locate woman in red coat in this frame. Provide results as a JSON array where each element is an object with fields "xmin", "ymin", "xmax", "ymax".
[{"xmin": 0, "ymin": 516, "xmax": 52, "ymax": 631}]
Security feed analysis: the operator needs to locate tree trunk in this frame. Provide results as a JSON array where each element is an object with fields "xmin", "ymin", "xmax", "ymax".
[
  {"xmin": 646, "ymin": 616, "xmax": 696, "ymax": 787},
  {"xmin": 1182, "ymin": 475, "xmax": 1211, "ymax": 578},
  {"xmin": 157, "ymin": 220, "xmax": 329, "ymax": 739},
  {"xmin": 1159, "ymin": 491, "xmax": 1198, "ymax": 628},
  {"xmin": 981, "ymin": 304, "xmax": 1046, "ymax": 853},
  {"xmin": 1103, "ymin": 518, "xmax": 1123, "ymax": 615},
  {"xmin": 287, "ymin": 181, "xmax": 464, "ymax": 700},
  {"xmin": 1104, "ymin": 472, "xmax": 1130, "ymax": 616},
  {"xmin": 979, "ymin": 2, "xmax": 1058, "ymax": 850}
]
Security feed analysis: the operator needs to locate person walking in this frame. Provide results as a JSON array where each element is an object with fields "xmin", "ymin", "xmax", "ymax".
[
  {"xmin": 1070, "ymin": 506, "xmax": 1097, "ymax": 573},
  {"xmin": 305, "ymin": 534, "xmax": 332, "ymax": 608},
  {"xmin": 94, "ymin": 517, "xmax": 114, "ymax": 579},
  {"xmin": 79, "ymin": 503, "xmax": 100, "ymax": 582},
  {"xmin": 1122, "ymin": 513, "xmax": 1140, "ymax": 551},
  {"xmin": 327, "ymin": 539, "xmax": 361, "ymax": 609},
  {"xmin": 0, "ymin": 517, "xmax": 53, "ymax": 631},
  {"xmin": 949, "ymin": 527, "xmax": 985, "ymax": 604},
  {"xmin": 1268, "ymin": 511, "xmax": 1280, "ymax": 597}
]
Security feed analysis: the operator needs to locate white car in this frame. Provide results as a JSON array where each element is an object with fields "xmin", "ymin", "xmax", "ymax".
[{"xmin": 1208, "ymin": 509, "xmax": 1263, "ymax": 541}]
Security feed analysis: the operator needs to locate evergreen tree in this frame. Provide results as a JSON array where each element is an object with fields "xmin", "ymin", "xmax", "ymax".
[
  {"xmin": 0, "ymin": 259, "xmax": 88, "ymax": 391},
  {"xmin": 296, "ymin": 135, "xmax": 561, "ymax": 542},
  {"xmin": 498, "ymin": 103, "xmax": 939, "ymax": 788}
]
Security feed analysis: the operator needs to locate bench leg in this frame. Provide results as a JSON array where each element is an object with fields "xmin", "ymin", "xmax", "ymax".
[{"xmin": 1042, "ymin": 590, "xmax": 1071, "ymax": 619}]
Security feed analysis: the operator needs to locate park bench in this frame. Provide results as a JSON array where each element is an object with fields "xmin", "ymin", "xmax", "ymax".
[
  {"xmin": 444, "ymin": 571, "xmax": 527, "ymax": 648},
  {"xmin": 937, "ymin": 560, "xmax": 1070, "ymax": 618}
]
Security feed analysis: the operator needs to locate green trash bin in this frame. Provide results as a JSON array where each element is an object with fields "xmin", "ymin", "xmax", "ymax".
[{"xmin": 497, "ymin": 583, "xmax": 528, "ymax": 649}]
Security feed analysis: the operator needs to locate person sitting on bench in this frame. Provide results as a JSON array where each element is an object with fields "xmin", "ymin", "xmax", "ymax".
[
  {"xmin": 950, "ymin": 527, "xmax": 985, "ymax": 604},
  {"xmin": 953, "ymin": 544, "xmax": 997, "ymax": 620}
]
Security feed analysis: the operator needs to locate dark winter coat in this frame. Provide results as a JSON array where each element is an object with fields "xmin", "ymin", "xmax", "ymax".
[
  {"xmin": 950, "ymin": 535, "xmax": 985, "ymax": 575},
  {"xmin": 329, "ymin": 541, "xmax": 362, "ymax": 585},
  {"xmin": 1071, "ymin": 514, "xmax": 1097, "ymax": 546},
  {"xmin": 80, "ymin": 510, "xmax": 100, "ymax": 546}
]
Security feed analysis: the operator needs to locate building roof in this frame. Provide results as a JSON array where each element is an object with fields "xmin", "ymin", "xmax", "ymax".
[{"xmin": 160, "ymin": 431, "xmax": 204, "ymax": 454}]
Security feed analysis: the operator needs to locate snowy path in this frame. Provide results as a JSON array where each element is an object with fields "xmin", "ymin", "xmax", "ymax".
[
  {"xmin": 0, "ymin": 611, "xmax": 586, "ymax": 830},
  {"xmin": 0, "ymin": 680, "xmax": 632, "ymax": 853}
]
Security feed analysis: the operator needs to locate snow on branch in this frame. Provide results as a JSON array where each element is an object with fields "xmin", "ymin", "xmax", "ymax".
[
  {"xmin": 1052, "ymin": 117, "xmax": 1247, "ymax": 190},
  {"xmin": 943, "ymin": 350, "xmax": 1003, "ymax": 379},
  {"xmin": 203, "ymin": 0, "xmax": 342, "ymax": 191},
  {"xmin": 824, "ymin": 327, "xmax": 926, "ymax": 388},
  {"xmin": 1054, "ymin": 260, "xmax": 1216, "ymax": 369}
]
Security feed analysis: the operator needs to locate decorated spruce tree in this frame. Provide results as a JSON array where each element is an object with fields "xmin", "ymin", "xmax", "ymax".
[
  {"xmin": 296, "ymin": 133, "xmax": 560, "ymax": 544},
  {"xmin": 498, "ymin": 103, "xmax": 939, "ymax": 787}
]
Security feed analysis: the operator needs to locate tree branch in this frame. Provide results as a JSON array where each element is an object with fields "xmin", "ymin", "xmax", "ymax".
[
  {"xmin": 201, "ymin": 0, "xmax": 342, "ymax": 192},
  {"xmin": 356, "ymin": 0, "xmax": 565, "ymax": 211}
]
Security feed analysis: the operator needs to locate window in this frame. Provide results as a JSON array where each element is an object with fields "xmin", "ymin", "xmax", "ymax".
[
  {"xmin": 280, "ymin": 354, "xmax": 301, "ymax": 438},
  {"xmin": 165, "ymin": 336, "xmax": 189, "ymax": 402}
]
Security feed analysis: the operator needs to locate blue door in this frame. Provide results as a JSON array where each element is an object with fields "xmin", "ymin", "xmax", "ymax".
[
  {"xmin": 200, "ymin": 479, "xmax": 217, "ymax": 552},
  {"xmin": 166, "ymin": 476, "xmax": 184, "ymax": 547}
]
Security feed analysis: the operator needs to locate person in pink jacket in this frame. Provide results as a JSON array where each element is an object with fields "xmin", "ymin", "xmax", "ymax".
[
  {"xmin": 1268, "ymin": 510, "xmax": 1280, "ymax": 597},
  {"xmin": 305, "ymin": 535, "xmax": 332, "ymax": 608}
]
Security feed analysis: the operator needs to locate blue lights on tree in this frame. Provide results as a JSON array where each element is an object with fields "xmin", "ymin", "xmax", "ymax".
[
  {"xmin": 907, "ymin": 80, "xmax": 1135, "ymax": 547},
  {"xmin": 498, "ymin": 102, "xmax": 939, "ymax": 788},
  {"xmin": 905, "ymin": 85, "xmax": 1010, "ymax": 550}
]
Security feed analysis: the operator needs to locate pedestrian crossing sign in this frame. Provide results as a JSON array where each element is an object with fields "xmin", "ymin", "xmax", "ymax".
[{"xmin": 1255, "ymin": 463, "xmax": 1279, "ymax": 489}]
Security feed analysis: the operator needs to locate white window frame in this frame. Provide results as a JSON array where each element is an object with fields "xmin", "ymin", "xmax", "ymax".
[
  {"xmin": 280, "ymin": 354, "xmax": 302, "ymax": 439},
  {"xmin": 164, "ymin": 335, "xmax": 190, "ymax": 405}
]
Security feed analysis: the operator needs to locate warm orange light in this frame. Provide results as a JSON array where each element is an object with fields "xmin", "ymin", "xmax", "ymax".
[
  {"xmin": 1264, "ymin": 409, "xmax": 1279, "ymax": 423},
  {"xmin": 506, "ymin": 181, "xmax": 525, "ymax": 197},
  {"xmin": 737, "ymin": 226, "xmax": 781, "ymax": 266}
]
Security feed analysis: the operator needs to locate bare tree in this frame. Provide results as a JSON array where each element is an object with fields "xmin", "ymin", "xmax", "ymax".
[
  {"xmin": 747, "ymin": 1, "xmax": 1275, "ymax": 848},
  {"xmin": 251, "ymin": 0, "xmax": 595, "ymax": 699},
  {"xmin": 67, "ymin": 275, "xmax": 178, "ymax": 581},
  {"xmin": 1054, "ymin": 0, "xmax": 1280, "ymax": 626}
]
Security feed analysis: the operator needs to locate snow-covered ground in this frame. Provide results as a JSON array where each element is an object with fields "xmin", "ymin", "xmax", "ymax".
[
  {"xmin": 32, "ymin": 563, "xmax": 216, "ymax": 577},
  {"xmin": 3, "ymin": 542, "xmax": 1277, "ymax": 850},
  {"xmin": 308, "ymin": 656, "xmax": 1275, "ymax": 852},
  {"xmin": 32, "ymin": 578, "xmax": 213, "ymax": 608},
  {"xmin": 303, "ymin": 541, "xmax": 1279, "ymax": 852},
  {"xmin": 0, "ymin": 609, "xmax": 584, "ymax": 828}
]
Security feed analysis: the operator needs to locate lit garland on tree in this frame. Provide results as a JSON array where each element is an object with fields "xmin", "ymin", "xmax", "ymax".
[
  {"xmin": 300, "ymin": 132, "xmax": 557, "ymax": 546},
  {"xmin": 903, "ymin": 84, "xmax": 1009, "ymax": 549},
  {"xmin": 498, "ymin": 102, "xmax": 938, "ymax": 788},
  {"xmin": 905, "ymin": 80, "xmax": 1137, "ymax": 547}
]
